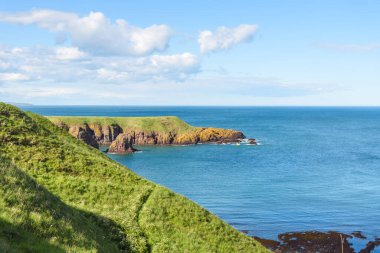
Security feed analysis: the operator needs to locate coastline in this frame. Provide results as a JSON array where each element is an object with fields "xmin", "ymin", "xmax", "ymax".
[
  {"xmin": 250, "ymin": 230, "xmax": 380, "ymax": 253},
  {"xmin": 48, "ymin": 115, "xmax": 255, "ymax": 152}
]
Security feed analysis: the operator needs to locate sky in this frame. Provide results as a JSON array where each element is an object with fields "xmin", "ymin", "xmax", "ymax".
[{"xmin": 0, "ymin": 0, "xmax": 379, "ymax": 105}]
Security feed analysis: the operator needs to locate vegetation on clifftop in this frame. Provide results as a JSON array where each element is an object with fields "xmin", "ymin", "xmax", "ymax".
[
  {"xmin": 48, "ymin": 116, "xmax": 195, "ymax": 135},
  {"xmin": 48, "ymin": 116, "xmax": 246, "ymax": 146},
  {"xmin": 0, "ymin": 103, "xmax": 267, "ymax": 253}
]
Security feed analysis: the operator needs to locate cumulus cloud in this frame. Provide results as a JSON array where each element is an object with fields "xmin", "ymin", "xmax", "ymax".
[
  {"xmin": 149, "ymin": 53, "xmax": 199, "ymax": 80},
  {"xmin": 198, "ymin": 24, "xmax": 258, "ymax": 54},
  {"xmin": 0, "ymin": 9, "xmax": 172, "ymax": 56},
  {"xmin": 95, "ymin": 53, "xmax": 200, "ymax": 82},
  {"xmin": 55, "ymin": 47, "xmax": 86, "ymax": 60},
  {"xmin": 0, "ymin": 46, "xmax": 199, "ymax": 84}
]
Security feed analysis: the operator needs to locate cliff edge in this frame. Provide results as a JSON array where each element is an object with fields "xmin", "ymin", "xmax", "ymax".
[{"xmin": 48, "ymin": 116, "xmax": 252, "ymax": 152}]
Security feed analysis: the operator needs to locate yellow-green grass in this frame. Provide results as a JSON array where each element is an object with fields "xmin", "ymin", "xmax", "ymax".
[
  {"xmin": 0, "ymin": 103, "xmax": 268, "ymax": 253},
  {"xmin": 0, "ymin": 158, "xmax": 125, "ymax": 252},
  {"xmin": 48, "ymin": 116, "xmax": 195, "ymax": 135}
]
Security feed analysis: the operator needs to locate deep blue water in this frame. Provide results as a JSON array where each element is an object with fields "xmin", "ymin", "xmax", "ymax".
[{"xmin": 23, "ymin": 106, "xmax": 380, "ymax": 249}]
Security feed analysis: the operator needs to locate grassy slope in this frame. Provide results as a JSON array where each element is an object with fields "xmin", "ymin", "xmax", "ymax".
[
  {"xmin": 48, "ymin": 116, "xmax": 195, "ymax": 134},
  {"xmin": 0, "ymin": 103, "xmax": 268, "ymax": 253},
  {"xmin": 0, "ymin": 158, "xmax": 124, "ymax": 253}
]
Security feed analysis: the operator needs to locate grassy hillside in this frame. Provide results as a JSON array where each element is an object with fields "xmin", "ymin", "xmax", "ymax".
[
  {"xmin": 0, "ymin": 103, "xmax": 268, "ymax": 253},
  {"xmin": 48, "ymin": 116, "xmax": 195, "ymax": 134},
  {"xmin": 0, "ymin": 158, "xmax": 124, "ymax": 252}
]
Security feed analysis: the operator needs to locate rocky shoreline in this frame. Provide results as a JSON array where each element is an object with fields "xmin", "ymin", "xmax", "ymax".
[
  {"xmin": 49, "ymin": 116, "xmax": 256, "ymax": 153},
  {"xmin": 249, "ymin": 231, "xmax": 380, "ymax": 253}
]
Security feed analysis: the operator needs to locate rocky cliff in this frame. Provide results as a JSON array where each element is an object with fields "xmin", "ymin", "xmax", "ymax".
[
  {"xmin": 48, "ymin": 116, "xmax": 250, "ymax": 152},
  {"xmin": 108, "ymin": 133, "xmax": 137, "ymax": 153}
]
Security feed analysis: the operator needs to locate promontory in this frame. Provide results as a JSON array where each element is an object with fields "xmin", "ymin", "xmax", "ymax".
[{"xmin": 48, "ymin": 116, "xmax": 256, "ymax": 153}]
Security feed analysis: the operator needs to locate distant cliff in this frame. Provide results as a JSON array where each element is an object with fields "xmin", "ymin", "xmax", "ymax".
[{"xmin": 48, "ymin": 116, "xmax": 249, "ymax": 151}]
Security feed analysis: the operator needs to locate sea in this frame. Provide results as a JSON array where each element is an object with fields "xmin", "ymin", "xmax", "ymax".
[{"xmin": 22, "ymin": 106, "xmax": 380, "ymax": 250}]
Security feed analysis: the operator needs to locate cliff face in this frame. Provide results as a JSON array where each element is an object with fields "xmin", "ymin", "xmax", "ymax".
[
  {"xmin": 175, "ymin": 127, "xmax": 245, "ymax": 144},
  {"xmin": 108, "ymin": 133, "xmax": 137, "ymax": 153},
  {"xmin": 48, "ymin": 116, "xmax": 247, "ymax": 150},
  {"xmin": 68, "ymin": 125, "xmax": 100, "ymax": 149}
]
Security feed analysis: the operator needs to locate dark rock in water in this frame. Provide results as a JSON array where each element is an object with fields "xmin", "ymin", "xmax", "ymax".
[
  {"xmin": 108, "ymin": 133, "xmax": 137, "ymax": 154},
  {"xmin": 359, "ymin": 238, "xmax": 380, "ymax": 253},
  {"xmin": 255, "ymin": 231, "xmax": 355, "ymax": 253},
  {"xmin": 352, "ymin": 231, "xmax": 367, "ymax": 239},
  {"xmin": 68, "ymin": 124, "xmax": 99, "ymax": 149}
]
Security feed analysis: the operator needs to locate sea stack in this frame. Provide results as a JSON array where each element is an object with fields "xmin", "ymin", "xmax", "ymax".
[{"xmin": 108, "ymin": 133, "xmax": 137, "ymax": 154}]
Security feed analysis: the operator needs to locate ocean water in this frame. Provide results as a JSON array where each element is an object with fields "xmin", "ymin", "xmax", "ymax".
[{"xmin": 23, "ymin": 106, "xmax": 380, "ymax": 247}]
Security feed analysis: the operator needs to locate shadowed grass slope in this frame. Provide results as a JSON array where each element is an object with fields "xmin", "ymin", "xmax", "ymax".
[
  {"xmin": 0, "ymin": 158, "xmax": 127, "ymax": 253},
  {"xmin": 0, "ymin": 103, "xmax": 268, "ymax": 253}
]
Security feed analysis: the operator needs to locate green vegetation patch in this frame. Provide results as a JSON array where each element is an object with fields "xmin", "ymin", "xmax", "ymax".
[
  {"xmin": 0, "ymin": 158, "xmax": 124, "ymax": 253},
  {"xmin": 48, "ymin": 116, "xmax": 195, "ymax": 134},
  {"xmin": 0, "ymin": 103, "xmax": 268, "ymax": 253}
]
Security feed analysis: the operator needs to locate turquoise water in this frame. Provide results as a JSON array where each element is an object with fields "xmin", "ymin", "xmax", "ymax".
[{"xmin": 23, "ymin": 106, "xmax": 380, "ymax": 245}]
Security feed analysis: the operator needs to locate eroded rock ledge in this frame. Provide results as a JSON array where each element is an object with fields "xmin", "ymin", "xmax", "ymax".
[
  {"xmin": 252, "ymin": 230, "xmax": 380, "ymax": 253},
  {"xmin": 48, "ymin": 116, "xmax": 254, "ymax": 153}
]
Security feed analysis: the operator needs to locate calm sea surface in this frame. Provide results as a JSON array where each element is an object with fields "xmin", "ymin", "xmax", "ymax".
[{"xmin": 23, "ymin": 106, "xmax": 380, "ymax": 247}]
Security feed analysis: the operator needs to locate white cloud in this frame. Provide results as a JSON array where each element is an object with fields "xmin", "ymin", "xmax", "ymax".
[
  {"xmin": 0, "ymin": 72, "xmax": 29, "ymax": 81},
  {"xmin": 149, "ymin": 53, "xmax": 200, "ymax": 80},
  {"xmin": 0, "ymin": 9, "xmax": 172, "ymax": 56},
  {"xmin": 0, "ymin": 46, "xmax": 199, "ymax": 84},
  {"xmin": 198, "ymin": 24, "xmax": 258, "ymax": 54},
  {"xmin": 55, "ymin": 47, "xmax": 86, "ymax": 60},
  {"xmin": 95, "ymin": 53, "xmax": 200, "ymax": 82}
]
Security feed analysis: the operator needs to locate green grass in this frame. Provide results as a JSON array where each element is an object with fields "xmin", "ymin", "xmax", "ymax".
[
  {"xmin": 48, "ymin": 116, "xmax": 195, "ymax": 134},
  {"xmin": 0, "ymin": 103, "xmax": 269, "ymax": 253},
  {"xmin": 0, "ymin": 158, "xmax": 125, "ymax": 252}
]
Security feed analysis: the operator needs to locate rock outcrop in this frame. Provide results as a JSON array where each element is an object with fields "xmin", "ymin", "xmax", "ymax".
[
  {"xmin": 67, "ymin": 124, "xmax": 99, "ymax": 149},
  {"xmin": 48, "ymin": 116, "xmax": 251, "ymax": 153},
  {"xmin": 175, "ymin": 127, "xmax": 245, "ymax": 145},
  {"xmin": 108, "ymin": 133, "xmax": 137, "ymax": 154},
  {"xmin": 89, "ymin": 123, "xmax": 123, "ymax": 145}
]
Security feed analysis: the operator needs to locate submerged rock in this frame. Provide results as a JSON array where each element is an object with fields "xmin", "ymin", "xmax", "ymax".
[{"xmin": 108, "ymin": 133, "xmax": 137, "ymax": 154}]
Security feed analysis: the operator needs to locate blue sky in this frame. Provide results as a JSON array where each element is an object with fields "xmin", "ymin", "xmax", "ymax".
[{"xmin": 0, "ymin": 0, "xmax": 379, "ymax": 105}]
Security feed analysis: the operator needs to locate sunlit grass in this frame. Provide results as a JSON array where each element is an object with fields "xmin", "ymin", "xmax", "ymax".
[{"xmin": 0, "ymin": 102, "xmax": 268, "ymax": 253}]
